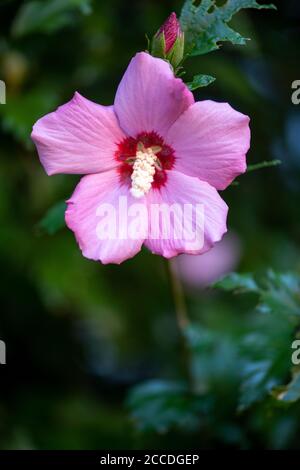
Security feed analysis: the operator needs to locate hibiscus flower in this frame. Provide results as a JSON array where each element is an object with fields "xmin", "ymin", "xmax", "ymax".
[{"xmin": 31, "ymin": 52, "xmax": 250, "ymax": 264}]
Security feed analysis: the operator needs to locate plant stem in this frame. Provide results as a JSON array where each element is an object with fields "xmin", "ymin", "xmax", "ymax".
[
  {"xmin": 165, "ymin": 258, "xmax": 189, "ymax": 331},
  {"xmin": 246, "ymin": 159, "xmax": 281, "ymax": 173},
  {"xmin": 165, "ymin": 258, "xmax": 194, "ymax": 390},
  {"xmin": 230, "ymin": 159, "xmax": 281, "ymax": 186}
]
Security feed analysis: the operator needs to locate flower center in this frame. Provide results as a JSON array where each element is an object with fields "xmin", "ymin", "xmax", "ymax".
[
  {"xmin": 130, "ymin": 144, "xmax": 159, "ymax": 198},
  {"xmin": 115, "ymin": 131, "xmax": 175, "ymax": 196}
]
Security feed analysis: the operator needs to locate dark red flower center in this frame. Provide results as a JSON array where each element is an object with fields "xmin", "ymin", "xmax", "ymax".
[{"xmin": 115, "ymin": 131, "xmax": 175, "ymax": 192}]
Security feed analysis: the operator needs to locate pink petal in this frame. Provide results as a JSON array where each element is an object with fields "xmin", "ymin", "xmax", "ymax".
[
  {"xmin": 114, "ymin": 52, "xmax": 194, "ymax": 137},
  {"xmin": 31, "ymin": 92, "xmax": 125, "ymax": 176},
  {"xmin": 144, "ymin": 170, "xmax": 228, "ymax": 258},
  {"xmin": 166, "ymin": 101, "xmax": 250, "ymax": 190},
  {"xmin": 65, "ymin": 170, "xmax": 148, "ymax": 264}
]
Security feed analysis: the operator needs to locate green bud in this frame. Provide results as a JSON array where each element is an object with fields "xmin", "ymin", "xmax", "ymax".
[{"xmin": 151, "ymin": 12, "xmax": 184, "ymax": 68}]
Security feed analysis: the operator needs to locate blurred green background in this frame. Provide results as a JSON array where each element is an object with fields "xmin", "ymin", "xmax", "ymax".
[{"xmin": 0, "ymin": 0, "xmax": 300, "ymax": 450}]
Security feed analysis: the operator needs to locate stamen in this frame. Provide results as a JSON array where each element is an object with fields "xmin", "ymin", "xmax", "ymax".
[
  {"xmin": 116, "ymin": 132, "xmax": 175, "ymax": 190},
  {"xmin": 130, "ymin": 145, "xmax": 158, "ymax": 198}
]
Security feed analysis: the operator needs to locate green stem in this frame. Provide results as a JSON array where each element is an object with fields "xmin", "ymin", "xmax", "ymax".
[
  {"xmin": 165, "ymin": 259, "xmax": 194, "ymax": 390},
  {"xmin": 165, "ymin": 258, "xmax": 189, "ymax": 331},
  {"xmin": 230, "ymin": 159, "xmax": 281, "ymax": 186},
  {"xmin": 246, "ymin": 159, "xmax": 281, "ymax": 173}
]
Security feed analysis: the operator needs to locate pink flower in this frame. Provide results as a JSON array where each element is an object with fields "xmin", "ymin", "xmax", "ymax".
[{"xmin": 31, "ymin": 52, "xmax": 250, "ymax": 265}]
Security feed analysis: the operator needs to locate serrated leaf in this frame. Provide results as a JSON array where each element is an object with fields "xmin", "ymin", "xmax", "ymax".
[
  {"xmin": 187, "ymin": 74, "xmax": 216, "ymax": 90},
  {"xmin": 238, "ymin": 359, "xmax": 274, "ymax": 410},
  {"xmin": 214, "ymin": 271, "xmax": 300, "ymax": 318},
  {"xmin": 126, "ymin": 379, "xmax": 203, "ymax": 433},
  {"xmin": 180, "ymin": 0, "xmax": 276, "ymax": 57},
  {"xmin": 214, "ymin": 271, "xmax": 300, "ymax": 410},
  {"xmin": 127, "ymin": 379, "xmax": 188, "ymax": 405},
  {"xmin": 12, "ymin": 0, "xmax": 92, "ymax": 37},
  {"xmin": 238, "ymin": 324, "xmax": 295, "ymax": 411},
  {"xmin": 213, "ymin": 272, "xmax": 259, "ymax": 293},
  {"xmin": 259, "ymin": 271, "xmax": 300, "ymax": 318},
  {"xmin": 38, "ymin": 201, "xmax": 66, "ymax": 235}
]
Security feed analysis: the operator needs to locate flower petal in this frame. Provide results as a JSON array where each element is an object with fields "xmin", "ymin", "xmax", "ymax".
[
  {"xmin": 166, "ymin": 101, "xmax": 250, "ymax": 190},
  {"xmin": 65, "ymin": 170, "xmax": 148, "ymax": 264},
  {"xmin": 31, "ymin": 92, "xmax": 125, "ymax": 176},
  {"xmin": 114, "ymin": 52, "xmax": 194, "ymax": 137},
  {"xmin": 144, "ymin": 170, "xmax": 228, "ymax": 258}
]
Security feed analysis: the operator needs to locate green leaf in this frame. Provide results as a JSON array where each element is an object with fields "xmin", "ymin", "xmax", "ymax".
[
  {"xmin": 127, "ymin": 268, "xmax": 300, "ymax": 426},
  {"xmin": 12, "ymin": 0, "xmax": 92, "ymax": 37},
  {"xmin": 38, "ymin": 201, "xmax": 66, "ymax": 235},
  {"xmin": 238, "ymin": 358, "xmax": 281, "ymax": 410},
  {"xmin": 214, "ymin": 271, "xmax": 300, "ymax": 318},
  {"xmin": 258, "ymin": 271, "xmax": 300, "ymax": 318},
  {"xmin": 126, "ymin": 379, "xmax": 203, "ymax": 433},
  {"xmin": 180, "ymin": 0, "xmax": 276, "ymax": 57},
  {"xmin": 238, "ymin": 321, "xmax": 296, "ymax": 411},
  {"xmin": 213, "ymin": 272, "xmax": 259, "ymax": 293},
  {"xmin": 214, "ymin": 271, "xmax": 300, "ymax": 410},
  {"xmin": 187, "ymin": 74, "xmax": 216, "ymax": 90}
]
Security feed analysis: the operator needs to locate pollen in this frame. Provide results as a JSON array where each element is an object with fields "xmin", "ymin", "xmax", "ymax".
[
  {"xmin": 116, "ymin": 132, "xmax": 175, "ymax": 191},
  {"xmin": 130, "ymin": 144, "xmax": 159, "ymax": 198}
]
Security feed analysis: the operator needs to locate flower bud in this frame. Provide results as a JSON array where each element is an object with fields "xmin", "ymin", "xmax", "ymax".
[{"xmin": 151, "ymin": 12, "xmax": 184, "ymax": 69}]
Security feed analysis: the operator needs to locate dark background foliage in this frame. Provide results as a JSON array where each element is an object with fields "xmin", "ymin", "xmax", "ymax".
[{"xmin": 0, "ymin": 0, "xmax": 300, "ymax": 449}]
